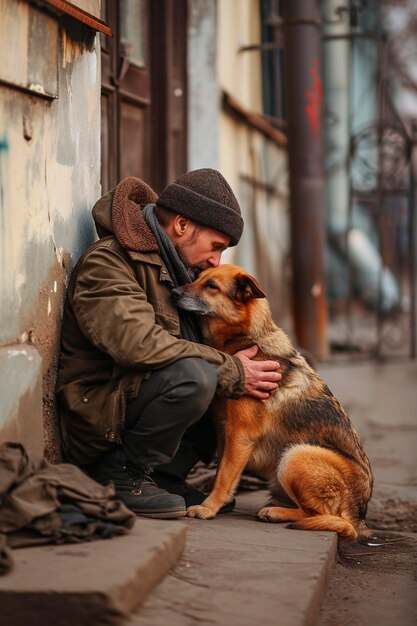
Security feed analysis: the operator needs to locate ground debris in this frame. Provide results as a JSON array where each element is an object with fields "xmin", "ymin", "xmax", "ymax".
[{"xmin": 367, "ymin": 494, "xmax": 417, "ymax": 532}]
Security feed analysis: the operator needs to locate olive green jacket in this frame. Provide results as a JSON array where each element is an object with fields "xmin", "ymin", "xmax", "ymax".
[{"xmin": 57, "ymin": 177, "xmax": 244, "ymax": 465}]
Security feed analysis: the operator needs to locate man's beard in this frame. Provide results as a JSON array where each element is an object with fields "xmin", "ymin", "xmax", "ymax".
[{"xmin": 175, "ymin": 242, "xmax": 210, "ymax": 280}]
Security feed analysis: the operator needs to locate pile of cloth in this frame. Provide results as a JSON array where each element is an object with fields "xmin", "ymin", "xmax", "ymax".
[{"xmin": 0, "ymin": 442, "xmax": 135, "ymax": 575}]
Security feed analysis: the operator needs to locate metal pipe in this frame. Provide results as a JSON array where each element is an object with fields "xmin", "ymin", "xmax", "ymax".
[{"xmin": 282, "ymin": 0, "xmax": 329, "ymax": 359}]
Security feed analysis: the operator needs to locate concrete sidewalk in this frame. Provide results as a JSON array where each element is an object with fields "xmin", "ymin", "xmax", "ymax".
[
  {"xmin": 1, "ymin": 360, "xmax": 415, "ymax": 626},
  {"xmin": 127, "ymin": 359, "xmax": 416, "ymax": 626},
  {"xmin": 0, "ymin": 519, "xmax": 187, "ymax": 626},
  {"xmin": 127, "ymin": 491, "xmax": 337, "ymax": 626}
]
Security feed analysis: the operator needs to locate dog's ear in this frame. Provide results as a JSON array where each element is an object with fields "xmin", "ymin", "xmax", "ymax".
[{"xmin": 235, "ymin": 273, "xmax": 266, "ymax": 302}]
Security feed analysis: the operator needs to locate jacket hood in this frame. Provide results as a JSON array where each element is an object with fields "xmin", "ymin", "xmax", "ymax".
[{"xmin": 92, "ymin": 177, "xmax": 159, "ymax": 253}]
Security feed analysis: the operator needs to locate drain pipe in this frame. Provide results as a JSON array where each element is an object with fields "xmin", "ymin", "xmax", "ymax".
[{"xmin": 282, "ymin": 0, "xmax": 329, "ymax": 359}]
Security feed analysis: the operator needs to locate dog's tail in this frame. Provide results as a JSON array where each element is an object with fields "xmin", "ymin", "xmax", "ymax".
[{"xmin": 288, "ymin": 514, "xmax": 357, "ymax": 540}]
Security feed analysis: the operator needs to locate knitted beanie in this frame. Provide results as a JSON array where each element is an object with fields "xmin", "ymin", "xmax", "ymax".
[{"xmin": 156, "ymin": 168, "xmax": 244, "ymax": 246}]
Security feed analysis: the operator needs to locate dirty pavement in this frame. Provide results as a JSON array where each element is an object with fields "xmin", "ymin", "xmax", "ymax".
[
  {"xmin": 128, "ymin": 358, "xmax": 417, "ymax": 626},
  {"xmin": 0, "ymin": 359, "xmax": 416, "ymax": 626}
]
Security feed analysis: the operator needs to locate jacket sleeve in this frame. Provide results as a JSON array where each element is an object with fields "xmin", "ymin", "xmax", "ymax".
[{"xmin": 71, "ymin": 245, "xmax": 245, "ymax": 398}]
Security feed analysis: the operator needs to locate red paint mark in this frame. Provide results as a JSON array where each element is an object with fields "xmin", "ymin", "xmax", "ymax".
[{"xmin": 304, "ymin": 59, "xmax": 323, "ymax": 136}]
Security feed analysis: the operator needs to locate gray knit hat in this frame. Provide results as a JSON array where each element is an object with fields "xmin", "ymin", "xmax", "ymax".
[{"xmin": 156, "ymin": 168, "xmax": 244, "ymax": 246}]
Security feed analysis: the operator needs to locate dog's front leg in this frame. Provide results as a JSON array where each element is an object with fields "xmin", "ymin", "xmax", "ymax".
[{"xmin": 187, "ymin": 432, "xmax": 254, "ymax": 520}]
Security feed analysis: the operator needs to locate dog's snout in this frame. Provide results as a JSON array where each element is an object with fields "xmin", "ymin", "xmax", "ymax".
[{"xmin": 170, "ymin": 287, "xmax": 183, "ymax": 303}]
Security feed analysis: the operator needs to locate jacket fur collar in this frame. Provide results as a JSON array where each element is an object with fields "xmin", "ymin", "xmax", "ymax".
[{"xmin": 92, "ymin": 177, "xmax": 160, "ymax": 253}]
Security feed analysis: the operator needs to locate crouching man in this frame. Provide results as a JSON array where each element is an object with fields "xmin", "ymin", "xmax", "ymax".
[{"xmin": 57, "ymin": 169, "xmax": 281, "ymax": 518}]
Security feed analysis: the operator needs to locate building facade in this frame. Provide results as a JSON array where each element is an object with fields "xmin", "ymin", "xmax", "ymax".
[
  {"xmin": 0, "ymin": 0, "xmax": 293, "ymax": 458},
  {"xmin": 0, "ymin": 0, "xmax": 104, "ymax": 459}
]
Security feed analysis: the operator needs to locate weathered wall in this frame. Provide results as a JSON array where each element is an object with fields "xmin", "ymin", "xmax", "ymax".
[
  {"xmin": 216, "ymin": 0, "xmax": 292, "ymax": 333},
  {"xmin": 219, "ymin": 117, "xmax": 292, "ymax": 332},
  {"xmin": 187, "ymin": 0, "xmax": 291, "ymax": 330},
  {"xmin": 0, "ymin": 0, "xmax": 101, "ymax": 460},
  {"xmin": 217, "ymin": 0, "xmax": 263, "ymax": 114},
  {"xmin": 187, "ymin": 0, "xmax": 219, "ymax": 170}
]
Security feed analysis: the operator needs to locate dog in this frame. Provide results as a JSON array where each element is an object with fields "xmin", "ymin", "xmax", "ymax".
[{"xmin": 172, "ymin": 264, "xmax": 373, "ymax": 541}]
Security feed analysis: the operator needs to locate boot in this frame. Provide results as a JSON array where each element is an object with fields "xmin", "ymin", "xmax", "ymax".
[
  {"xmin": 85, "ymin": 449, "xmax": 186, "ymax": 519},
  {"xmin": 152, "ymin": 470, "xmax": 236, "ymax": 513}
]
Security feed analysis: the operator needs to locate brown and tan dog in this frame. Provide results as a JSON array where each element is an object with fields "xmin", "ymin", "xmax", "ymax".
[{"xmin": 172, "ymin": 264, "xmax": 373, "ymax": 540}]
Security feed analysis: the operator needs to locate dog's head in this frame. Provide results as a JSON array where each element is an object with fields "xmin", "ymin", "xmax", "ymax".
[{"xmin": 172, "ymin": 264, "xmax": 266, "ymax": 324}]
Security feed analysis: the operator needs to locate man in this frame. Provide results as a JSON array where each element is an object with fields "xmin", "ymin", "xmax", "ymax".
[{"xmin": 57, "ymin": 169, "xmax": 281, "ymax": 519}]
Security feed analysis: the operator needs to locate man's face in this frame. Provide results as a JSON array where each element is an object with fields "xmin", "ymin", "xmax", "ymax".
[{"xmin": 175, "ymin": 225, "xmax": 231, "ymax": 279}]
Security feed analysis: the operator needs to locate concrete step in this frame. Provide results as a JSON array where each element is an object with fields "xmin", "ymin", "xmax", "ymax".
[
  {"xmin": 0, "ymin": 518, "xmax": 186, "ymax": 626},
  {"xmin": 127, "ymin": 491, "xmax": 338, "ymax": 626}
]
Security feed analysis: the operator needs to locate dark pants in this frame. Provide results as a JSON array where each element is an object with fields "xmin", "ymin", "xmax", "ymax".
[{"xmin": 122, "ymin": 358, "xmax": 218, "ymax": 479}]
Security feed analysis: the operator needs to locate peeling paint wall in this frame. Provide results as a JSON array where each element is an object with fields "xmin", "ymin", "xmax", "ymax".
[
  {"xmin": 220, "ymin": 120, "xmax": 292, "ymax": 332},
  {"xmin": 0, "ymin": 0, "xmax": 101, "ymax": 460},
  {"xmin": 217, "ymin": 0, "xmax": 263, "ymax": 113},
  {"xmin": 188, "ymin": 0, "xmax": 292, "ymax": 333},
  {"xmin": 187, "ymin": 0, "xmax": 219, "ymax": 170}
]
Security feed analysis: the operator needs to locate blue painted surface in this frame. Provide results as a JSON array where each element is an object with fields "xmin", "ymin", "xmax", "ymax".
[{"xmin": 0, "ymin": 135, "xmax": 9, "ymax": 151}]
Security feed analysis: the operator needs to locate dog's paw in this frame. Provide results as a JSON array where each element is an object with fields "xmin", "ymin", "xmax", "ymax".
[
  {"xmin": 257, "ymin": 506, "xmax": 288, "ymax": 523},
  {"xmin": 186, "ymin": 504, "xmax": 217, "ymax": 520}
]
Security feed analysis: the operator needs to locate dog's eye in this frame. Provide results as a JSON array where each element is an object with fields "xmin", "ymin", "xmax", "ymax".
[{"xmin": 204, "ymin": 280, "xmax": 219, "ymax": 291}]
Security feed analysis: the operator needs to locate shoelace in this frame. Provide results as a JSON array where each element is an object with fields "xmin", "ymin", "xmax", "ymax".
[{"xmin": 123, "ymin": 464, "xmax": 157, "ymax": 494}]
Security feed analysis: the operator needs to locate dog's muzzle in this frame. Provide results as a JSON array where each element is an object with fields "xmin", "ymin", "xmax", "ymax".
[
  {"xmin": 171, "ymin": 287, "xmax": 210, "ymax": 315},
  {"xmin": 170, "ymin": 287, "xmax": 184, "ymax": 304}
]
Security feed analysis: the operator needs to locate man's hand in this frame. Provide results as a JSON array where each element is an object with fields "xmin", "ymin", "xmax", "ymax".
[{"xmin": 234, "ymin": 345, "xmax": 282, "ymax": 399}]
